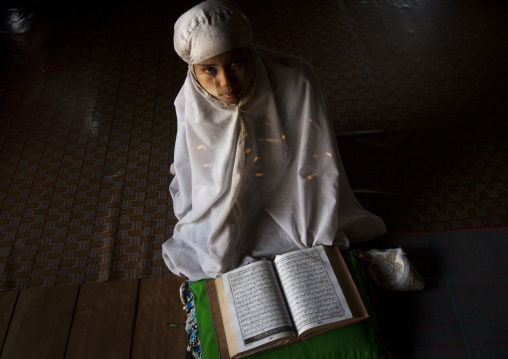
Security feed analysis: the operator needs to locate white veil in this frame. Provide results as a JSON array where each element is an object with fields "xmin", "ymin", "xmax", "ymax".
[{"xmin": 162, "ymin": 0, "xmax": 386, "ymax": 280}]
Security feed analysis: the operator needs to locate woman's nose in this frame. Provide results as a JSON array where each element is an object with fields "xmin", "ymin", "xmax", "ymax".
[{"xmin": 217, "ymin": 68, "xmax": 235, "ymax": 88}]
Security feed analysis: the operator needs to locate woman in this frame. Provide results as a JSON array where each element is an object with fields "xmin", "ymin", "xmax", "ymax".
[{"xmin": 162, "ymin": 0, "xmax": 386, "ymax": 280}]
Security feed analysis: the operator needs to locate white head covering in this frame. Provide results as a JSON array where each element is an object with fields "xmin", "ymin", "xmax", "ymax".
[
  {"xmin": 162, "ymin": 0, "xmax": 387, "ymax": 280},
  {"xmin": 173, "ymin": 0, "xmax": 253, "ymax": 65}
]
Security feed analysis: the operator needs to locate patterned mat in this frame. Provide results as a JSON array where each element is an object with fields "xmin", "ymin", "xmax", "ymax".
[
  {"xmin": 371, "ymin": 227, "xmax": 508, "ymax": 358},
  {"xmin": 1, "ymin": 0, "xmax": 507, "ymax": 291}
]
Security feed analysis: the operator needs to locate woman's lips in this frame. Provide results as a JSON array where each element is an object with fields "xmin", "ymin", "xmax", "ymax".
[{"xmin": 221, "ymin": 89, "xmax": 241, "ymax": 98}]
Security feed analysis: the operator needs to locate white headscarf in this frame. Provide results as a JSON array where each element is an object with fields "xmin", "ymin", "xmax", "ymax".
[
  {"xmin": 162, "ymin": 0, "xmax": 386, "ymax": 280},
  {"xmin": 174, "ymin": 0, "xmax": 252, "ymax": 65}
]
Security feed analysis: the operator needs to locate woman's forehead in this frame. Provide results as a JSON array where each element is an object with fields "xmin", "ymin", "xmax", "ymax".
[{"xmin": 195, "ymin": 48, "xmax": 249, "ymax": 66}]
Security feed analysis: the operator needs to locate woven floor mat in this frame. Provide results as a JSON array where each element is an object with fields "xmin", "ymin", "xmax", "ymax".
[
  {"xmin": 0, "ymin": 0, "xmax": 507, "ymax": 291},
  {"xmin": 371, "ymin": 227, "xmax": 508, "ymax": 358}
]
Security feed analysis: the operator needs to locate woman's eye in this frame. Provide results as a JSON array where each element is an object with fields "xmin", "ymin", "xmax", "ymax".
[
  {"xmin": 202, "ymin": 67, "xmax": 215, "ymax": 74},
  {"xmin": 231, "ymin": 57, "xmax": 245, "ymax": 66}
]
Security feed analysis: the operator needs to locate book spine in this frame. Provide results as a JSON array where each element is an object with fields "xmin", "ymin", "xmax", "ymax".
[{"xmin": 205, "ymin": 281, "xmax": 227, "ymax": 359}]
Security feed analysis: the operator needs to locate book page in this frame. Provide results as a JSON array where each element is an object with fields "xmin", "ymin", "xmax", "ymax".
[
  {"xmin": 222, "ymin": 260, "xmax": 296, "ymax": 354},
  {"xmin": 274, "ymin": 246, "xmax": 353, "ymax": 335}
]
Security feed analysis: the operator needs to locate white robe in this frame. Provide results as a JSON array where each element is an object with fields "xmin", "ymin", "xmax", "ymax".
[{"xmin": 162, "ymin": 47, "xmax": 386, "ymax": 280}]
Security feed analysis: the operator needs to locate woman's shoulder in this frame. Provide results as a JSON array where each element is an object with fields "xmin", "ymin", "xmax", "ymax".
[
  {"xmin": 255, "ymin": 45, "xmax": 319, "ymax": 89},
  {"xmin": 255, "ymin": 45, "xmax": 316, "ymax": 77}
]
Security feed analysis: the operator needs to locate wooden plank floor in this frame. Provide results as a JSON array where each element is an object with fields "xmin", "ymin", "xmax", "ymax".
[{"xmin": 0, "ymin": 275, "xmax": 189, "ymax": 359}]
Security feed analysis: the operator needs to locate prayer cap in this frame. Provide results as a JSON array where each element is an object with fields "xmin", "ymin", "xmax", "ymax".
[{"xmin": 174, "ymin": 0, "xmax": 253, "ymax": 64}]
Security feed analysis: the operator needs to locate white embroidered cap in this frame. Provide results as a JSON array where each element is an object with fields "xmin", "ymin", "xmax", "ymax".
[{"xmin": 173, "ymin": 0, "xmax": 253, "ymax": 65}]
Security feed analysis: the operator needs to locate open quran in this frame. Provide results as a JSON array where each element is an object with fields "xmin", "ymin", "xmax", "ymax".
[{"xmin": 206, "ymin": 245, "xmax": 369, "ymax": 358}]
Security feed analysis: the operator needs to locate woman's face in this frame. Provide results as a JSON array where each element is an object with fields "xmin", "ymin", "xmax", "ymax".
[{"xmin": 193, "ymin": 48, "xmax": 253, "ymax": 105}]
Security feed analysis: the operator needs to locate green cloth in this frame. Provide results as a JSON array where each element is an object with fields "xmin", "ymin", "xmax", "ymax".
[{"xmin": 189, "ymin": 251, "xmax": 387, "ymax": 359}]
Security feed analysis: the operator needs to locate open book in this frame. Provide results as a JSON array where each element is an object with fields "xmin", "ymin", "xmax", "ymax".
[{"xmin": 206, "ymin": 246, "xmax": 369, "ymax": 358}]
